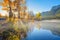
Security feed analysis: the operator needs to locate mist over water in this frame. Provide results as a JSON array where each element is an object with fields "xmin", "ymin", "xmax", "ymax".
[{"xmin": 26, "ymin": 20, "xmax": 60, "ymax": 40}]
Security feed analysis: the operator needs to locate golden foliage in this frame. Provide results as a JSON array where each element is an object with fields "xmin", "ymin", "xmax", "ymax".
[
  {"xmin": 8, "ymin": 35, "xmax": 20, "ymax": 40},
  {"xmin": 36, "ymin": 12, "xmax": 41, "ymax": 20},
  {"xmin": 2, "ymin": 7, "xmax": 9, "ymax": 10},
  {"xmin": 0, "ymin": 14, "xmax": 2, "ymax": 17}
]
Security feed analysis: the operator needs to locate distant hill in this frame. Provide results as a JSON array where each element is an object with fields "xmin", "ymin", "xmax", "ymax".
[{"xmin": 41, "ymin": 5, "xmax": 60, "ymax": 20}]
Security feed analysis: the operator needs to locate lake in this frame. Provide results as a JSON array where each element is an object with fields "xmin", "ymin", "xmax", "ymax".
[{"xmin": 26, "ymin": 20, "xmax": 60, "ymax": 40}]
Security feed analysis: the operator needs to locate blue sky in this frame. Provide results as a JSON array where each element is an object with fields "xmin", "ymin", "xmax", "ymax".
[
  {"xmin": 26, "ymin": 0, "xmax": 60, "ymax": 13},
  {"xmin": 0, "ymin": 0, "xmax": 60, "ymax": 15}
]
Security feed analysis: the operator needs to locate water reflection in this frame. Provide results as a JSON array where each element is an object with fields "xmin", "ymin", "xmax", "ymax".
[
  {"xmin": 26, "ymin": 20, "xmax": 60, "ymax": 40},
  {"xmin": 26, "ymin": 28, "xmax": 60, "ymax": 40}
]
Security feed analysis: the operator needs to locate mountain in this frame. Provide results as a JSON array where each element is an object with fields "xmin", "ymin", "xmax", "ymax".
[
  {"xmin": 51, "ymin": 5, "xmax": 60, "ymax": 14},
  {"xmin": 41, "ymin": 5, "xmax": 60, "ymax": 20}
]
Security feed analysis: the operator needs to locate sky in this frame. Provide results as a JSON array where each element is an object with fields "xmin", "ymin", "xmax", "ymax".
[
  {"xmin": 0, "ymin": 0, "xmax": 60, "ymax": 15},
  {"xmin": 26, "ymin": 0, "xmax": 60, "ymax": 13}
]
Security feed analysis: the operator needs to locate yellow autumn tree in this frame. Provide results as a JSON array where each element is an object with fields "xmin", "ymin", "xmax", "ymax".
[
  {"xmin": 0, "ymin": 13, "xmax": 2, "ymax": 17},
  {"xmin": 36, "ymin": 12, "xmax": 41, "ymax": 20}
]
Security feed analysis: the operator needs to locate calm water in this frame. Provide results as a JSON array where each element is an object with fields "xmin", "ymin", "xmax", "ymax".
[
  {"xmin": 26, "ymin": 20, "xmax": 60, "ymax": 40},
  {"xmin": 26, "ymin": 28, "xmax": 60, "ymax": 40}
]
